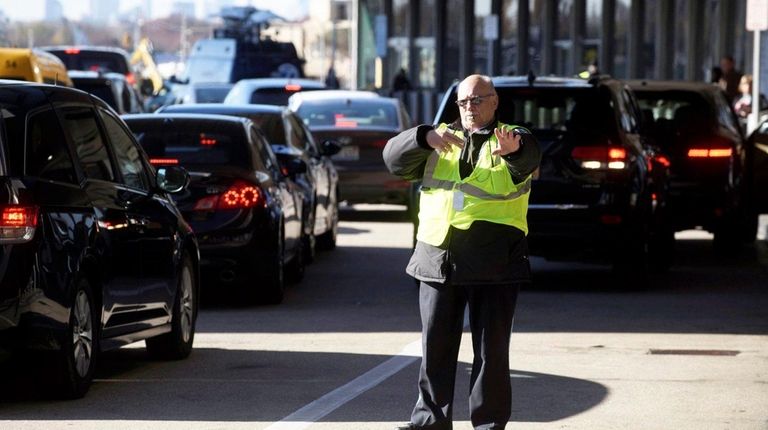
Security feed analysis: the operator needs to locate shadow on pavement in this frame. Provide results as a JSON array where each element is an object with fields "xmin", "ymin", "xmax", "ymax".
[{"xmin": 0, "ymin": 347, "xmax": 607, "ymax": 424}]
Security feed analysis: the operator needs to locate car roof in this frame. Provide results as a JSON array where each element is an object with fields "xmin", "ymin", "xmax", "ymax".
[
  {"xmin": 232, "ymin": 78, "xmax": 326, "ymax": 90},
  {"xmin": 488, "ymin": 75, "xmax": 597, "ymax": 89},
  {"xmin": 38, "ymin": 45, "xmax": 131, "ymax": 57},
  {"xmin": 123, "ymin": 112, "xmax": 254, "ymax": 127},
  {"xmin": 290, "ymin": 90, "xmax": 381, "ymax": 101},
  {"xmin": 625, "ymin": 79, "xmax": 721, "ymax": 94},
  {"xmin": 160, "ymin": 103, "xmax": 286, "ymax": 115},
  {"xmin": 68, "ymin": 70, "xmax": 128, "ymax": 82}
]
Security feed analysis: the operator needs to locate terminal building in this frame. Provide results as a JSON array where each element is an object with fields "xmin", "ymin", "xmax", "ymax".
[{"xmin": 356, "ymin": 0, "xmax": 762, "ymax": 121}]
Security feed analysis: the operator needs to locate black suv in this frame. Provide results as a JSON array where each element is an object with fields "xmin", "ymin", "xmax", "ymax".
[
  {"xmin": 628, "ymin": 80, "xmax": 756, "ymax": 248},
  {"xmin": 434, "ymin": 76, "xmax": 673, "ymax": 276},
  {"xmin": 0, "ymin": 81, "xmax": 198, "ymax": 398}
]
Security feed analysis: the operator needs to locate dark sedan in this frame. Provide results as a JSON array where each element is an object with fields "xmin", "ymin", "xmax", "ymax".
[
  {"xmin": 288, "ymin": 90, "xmax": 413, "ymax": 210},
  {"xmin": 158, "ymin": 103, "xmax": 341, "ymax": 251},
  {"xmin": 628, "ymin": 80, "xmax": 756, "ymax": 248},
  {"xmin": 0, "ymin": 81, "xmax": 198, "ymax": 398},
  {"xmin": 122, "ymin": 113, "xmax": 306, "ymax": 304}
]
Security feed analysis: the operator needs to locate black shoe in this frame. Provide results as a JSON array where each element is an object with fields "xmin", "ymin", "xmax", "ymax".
[{"xmin": 395, "ymin": 424, "xmax": 421, "ymax": 430}]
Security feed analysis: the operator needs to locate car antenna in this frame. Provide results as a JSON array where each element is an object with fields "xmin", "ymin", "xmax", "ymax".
[{"xmin": 527, "ymin": 70, "xmax": 536, "ymax": 87}]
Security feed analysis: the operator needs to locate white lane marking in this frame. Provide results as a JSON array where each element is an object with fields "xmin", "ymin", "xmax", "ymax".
[
  {"xmin": 264, "ymin": 308, "xmax": 470, "ymax": 430},
  {"xmin": 263, "ymin": 339, "xmax": 421, "ymax": 430}
]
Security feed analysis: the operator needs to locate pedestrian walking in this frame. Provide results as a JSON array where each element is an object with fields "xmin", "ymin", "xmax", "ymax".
[
  {"xmin": 383, "ymin": 74, "xmax": 541, "ymax": 430},
  {"xmin": 719, "ymin": 55, "xmax": 743, "ymax": 103}
]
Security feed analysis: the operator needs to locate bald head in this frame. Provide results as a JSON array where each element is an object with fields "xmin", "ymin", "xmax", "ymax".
[{"xmin": 456, "ymin": 74, "xmax": 498, "ymax": 131}]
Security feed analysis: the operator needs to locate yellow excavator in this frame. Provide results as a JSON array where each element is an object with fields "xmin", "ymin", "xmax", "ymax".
[{"xmin": 130, "ymin": 37, "xmax": 164, "ymax": 95}]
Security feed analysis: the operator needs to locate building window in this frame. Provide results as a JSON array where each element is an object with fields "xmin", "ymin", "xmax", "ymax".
[
  {"xmin": 417, "ymin": 0, "xmax": 436, "ymax": 88},
  {"xmin": 614, "ymin": 0, "xmax": 630, "ymax": 78},
  {"xmin": 501, "ymin": 0, "xmax": 519, "ymax": 75}
]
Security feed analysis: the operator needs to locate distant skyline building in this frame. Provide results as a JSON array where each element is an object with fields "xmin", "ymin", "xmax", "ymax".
[
  {"xmin": 90, "ymin": 0, "xmax": 119, "ymax": 23},
  {"xmin": 45, "ymin": 0, "xmax": 63, "ymax": 21}
]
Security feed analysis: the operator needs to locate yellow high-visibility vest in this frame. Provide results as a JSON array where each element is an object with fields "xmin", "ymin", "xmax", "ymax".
[{"xmin": 416, "ymin": 122, "xmax": 532, "ymax": 246}]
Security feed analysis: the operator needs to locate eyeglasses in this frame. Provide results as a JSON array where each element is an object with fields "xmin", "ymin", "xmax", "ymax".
[{"xmin": 455, "ymin": 94, "xmax": 495, "ymax": 108}]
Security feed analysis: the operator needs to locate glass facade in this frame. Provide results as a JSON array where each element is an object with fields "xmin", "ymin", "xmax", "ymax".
[
  {"xmin": 474, "ymin": 0, "xmax": 493, "ymax": 75},
  {"xmin": 614, "ymin": 0, "xmax": 630, "ymax": 78},
  {"xmin": 501, "ymin": 0, "xmax": 519, "ymax": 75},
  {"xmin": 417, "ymin": 0, "xmax": 436, "ymax": 88}
]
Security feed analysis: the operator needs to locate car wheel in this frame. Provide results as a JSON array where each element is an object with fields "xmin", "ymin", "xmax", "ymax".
[
  {"xmin": 146, "ymin": 254, "xmax": 196, "ymax": 360},
  {"xmin": 259, "ymin": 225, "xmax": 286, "ymax": 304},
  {"xmin": 51, "ymin": 279, "xmax": 98, "ymax": 399}
]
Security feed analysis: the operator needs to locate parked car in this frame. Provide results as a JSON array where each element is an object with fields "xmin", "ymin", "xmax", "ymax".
[
  {"xmin": 0, "ymin": 80, "xmax": 198, "ymax": 398},
  {"xmin": 628, "ymin": 80, "xmax": 756, "ymax": 247},
  {"xmin": 288, "ymin": 90, "xmax": 414, "ymax": 210},
  {"xmin": 434, "ymin": 75, "xmax": 673, "ymax": 277},
  {"xmin": 224, "ymin": 78, "xmax": 326, "ymax": 106},
  {"xmin": 745, "ymin": 119, "xmax": 768, "ymax": 218},
  {"xmin": 122, "ymin": 113, "xmax": 307, "ymax": 303},
  {"xmin": 158, "ymin": 103, "xmax": 342, "ymax": 252},
  {"xmin": 68, "ymin": 70, "xmax": 144, "ymax": 114}
]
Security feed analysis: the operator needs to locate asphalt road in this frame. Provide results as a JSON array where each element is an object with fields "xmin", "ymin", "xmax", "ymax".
[{"xmin": 1, "ymin": 208, "xmax": 766, "ymax": 430}]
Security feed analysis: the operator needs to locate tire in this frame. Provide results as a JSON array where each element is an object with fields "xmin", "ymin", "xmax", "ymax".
[
  {"xmin": 303, "ymin": 232, "xmax": 316, "ymax": 263},
  {"xmin": 51, "ymin": 279, "xmax": 98, "ymax": 399},
  {"xmin": 259, "ymin": 225, "xmax": 286, "ymax": 305},
  {"xmin": 146, "ymin": 254, "xmax": 197, "ymax": 360}
]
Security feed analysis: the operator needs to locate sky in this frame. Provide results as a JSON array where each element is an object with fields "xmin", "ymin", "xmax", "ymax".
[{"xmin": 0, "ymin": 0, "xmax": 308, "ymax": 22}]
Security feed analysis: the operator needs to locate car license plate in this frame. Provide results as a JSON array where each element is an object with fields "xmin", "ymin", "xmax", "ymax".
[{"xmin": 333, "ymin": 145, "xmax": 359, "ymax": 161}]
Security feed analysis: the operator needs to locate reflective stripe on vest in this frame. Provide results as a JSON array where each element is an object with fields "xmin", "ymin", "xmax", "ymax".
[{"xmin": 416, "ymin": 122, "xmax": 532, "ymax": 246}]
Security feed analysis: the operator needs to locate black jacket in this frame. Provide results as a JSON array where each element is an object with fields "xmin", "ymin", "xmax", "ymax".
[{"xmin": 383, "ymin": 120, "xmax": 541, "ymax": 285}]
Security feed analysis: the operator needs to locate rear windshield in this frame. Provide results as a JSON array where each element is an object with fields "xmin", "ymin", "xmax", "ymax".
[
  {"xmin": 634, "ymin": 91, "xmax": 715, "ymax": 128},
  {"xmin": 296, "ymin": 100, "xmax": 399, "ymax": 129},
  {"xmin": 250, "ymin": 88, "xmax": 322, "ymax": 106},
  {"xmin": 438, "ymin": 86, "xmax": 617, "ymax": 136},
  {"xmin": 73, "ymin": 80, "xmax": 117, "ymax": 109},
  {"xmin": 48, "ymin": 50, "xmax": 129, "ymax": 75},
  {"xmin": 195, "ymin": 87, "xmax": 232, "ymax": 103},
  {"xmin": 127, "ymin": 119, "xmax": 251, "ymax": 168}
]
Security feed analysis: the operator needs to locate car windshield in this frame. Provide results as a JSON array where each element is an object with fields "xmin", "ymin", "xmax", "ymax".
[
  {"xmin": 128, "ymin": 119, "xmax": 251, "ymax": 168},
  {"xmin": 195, "ymin": 87, "xmax": 232, "ymax": 103},
  {"xmin": 296, "ymin": 99, "xmax": 399, "ymax": 129},
  {"xmin": 440, "ymin": 86, "xmax": 616, "ymax": 136},
  {"xmin": 72, "ymin": 81, "xmax": 117, "ymax": 109},
  {"xmin": 634, "ymin": 90, "xmax": 715, "ymax": 138}
]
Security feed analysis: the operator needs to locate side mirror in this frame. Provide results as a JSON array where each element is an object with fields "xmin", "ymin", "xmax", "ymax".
[
  {"xmin": 156, "ymin": 165, "xmax": 189, "ymax": 193},
  {"xmin": 321, "ymin": 139, "xmax": 342, "ymax": 156}
]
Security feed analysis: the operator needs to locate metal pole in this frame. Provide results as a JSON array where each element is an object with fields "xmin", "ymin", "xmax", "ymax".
[
  {"xmin": 351, "ymin": 0, "xmax": 359, "ymax": 90},
  {"xmin": 749, "ymin": 29, "xmax": 761, "ymax": 135}
]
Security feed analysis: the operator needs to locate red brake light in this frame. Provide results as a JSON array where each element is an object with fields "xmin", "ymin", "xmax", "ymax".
[
  {"xmin": 0, "ymin": 205, "xmax": 38, "ymax": 243},
  {"xmin": 126, "ymin": 72, "xmax": 136, "ymax": 86},
  {"xmin": 64, "ymin": 48, "xmax": 80, "ymax": 54},
  {"xmin": 687, "ymin": 148, "xmax": 732, "ymax": 158},
  {"xmin": 200, "ymin": 134, "xmax": 217, "ymax": 146},
  {"xmin": 285, "ymin": 84, "xmax": 302, "ymax": 91},
  {"xmin": 149, "ymin": 158, "xmax": 179, "ymax": 165},
  {"xmin": 194, "ymin": 181, "xmax": 264, "ymax": 211},
  {"xmin": 655, "ymin": 155, "xmax": 671, "ymax": 167},
  {"xmin": 571, "ymin": 145, "xmax": 627, "ymax": 170},
  {"xmin": 335, "ymin": 119, "xmax": 358, "ymax": 128}
]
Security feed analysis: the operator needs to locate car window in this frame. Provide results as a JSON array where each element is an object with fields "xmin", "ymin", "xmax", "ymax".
[
  {"xmin": 72, "ymin": 80, "xmax": 118, "ymax": 111},
  {"xmin": 291, "ymin": 114, "xmax": 320, "ymax": 156},
  {"xmin": 25, "ymin": 108, "xmax": 77, "ymax": 184},
  {"xmin": 130, "ymin": 119, "xmax": 251, "ymax": 168},
  {"xmin": 59, "ymin": 106, "xmax": 115, "ymax": 181},
  {"xmin": 101, "ymin": 110, "xmax": 149, "ymax": 191},
  {"xmin": 286, "ymin": 114, "xmax": 308, "ymax": 152},
  {"xmin": 247, "ymin": 113, "xmax": 288, "ymax": 146},
  {"xmin": 250, "ymin": 125, "xmax": 281, "ymax": 177},
  {"xmin": 296, "ymin": 100, "xmax": 399, "ymax": 128}
]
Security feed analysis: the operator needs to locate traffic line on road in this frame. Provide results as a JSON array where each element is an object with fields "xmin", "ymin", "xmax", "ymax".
[
  {"xmin": 263, "ymin": 339, "xmax": 421, "ymax": 430},
  {"xmin": 264, "ymin": 310, "xmax": 469, "ymax": 429}
]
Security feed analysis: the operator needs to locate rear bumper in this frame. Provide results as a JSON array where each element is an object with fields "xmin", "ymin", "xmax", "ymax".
[
  {"xmin": 666, "ymin": 183, "xmax": 731, "ymax": 231},
  {"xmin": 527, "ymin": 205, "xmax": 634, "ymax": 262}
]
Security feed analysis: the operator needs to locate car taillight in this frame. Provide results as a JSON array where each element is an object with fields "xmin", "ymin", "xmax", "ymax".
[
  {"xmin": 64, "ymin": 48, "xmax": 80, "ymax": 54},
  {"xmin": 571, "ymin": 145, "xmax": 627, "ymax": 170},
  {"xmin": 0, "ymin": 205, "xmax": 38, "ymax": 244},
  {"xmin": 687, "ymin": 148, "xmax": 733, "ymax": 158},
  {"xmin": 149, "ymin": 158, "xmax": 179, "ymax": 165},
  {"xmin": 193, "ymin": 181, "xmax": 264, "ymax": 211},
  {"xmin": 285, "ymin": 84, "xmax": 302, "ymax": 91},
  {"xmin": 126, "ymin": 72, "xmax": 136, "ymax": 86}
]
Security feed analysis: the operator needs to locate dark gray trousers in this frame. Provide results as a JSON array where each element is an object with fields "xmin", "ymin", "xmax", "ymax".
[{"xmin": 410, "ymin": 281, "xmax": 520, "ymax": 430}]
